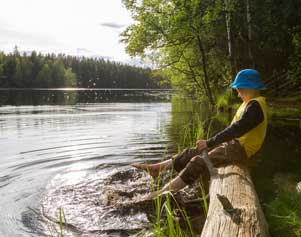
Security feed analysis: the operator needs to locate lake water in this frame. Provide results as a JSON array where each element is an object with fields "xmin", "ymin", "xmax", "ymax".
[
  {"xmin": 0, "ymin": 89, "xmax": 300, "ymax": 237},
  {"xmin": 0, "ymin": 89, "xmax": 178, "ymax": 236}
]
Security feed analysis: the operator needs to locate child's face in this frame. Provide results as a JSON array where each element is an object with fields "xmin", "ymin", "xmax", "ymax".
[
  {"xmin": 236, "ymin": 88, "xmax": 259, "ymax": 101},
  {"xmin": 236, "ymin": 88, "xmax": 244, "ymax": 99}
]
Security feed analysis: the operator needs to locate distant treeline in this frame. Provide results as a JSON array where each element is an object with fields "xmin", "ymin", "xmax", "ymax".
[{"xmin": 0, "ymin": 49, "xmax": 168, "ymax": 88}]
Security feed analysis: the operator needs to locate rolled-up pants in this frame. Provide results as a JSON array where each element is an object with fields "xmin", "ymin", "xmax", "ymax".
[{"xmin": 172, "ymin": 139, "xmax": 251, "ymax": 185}]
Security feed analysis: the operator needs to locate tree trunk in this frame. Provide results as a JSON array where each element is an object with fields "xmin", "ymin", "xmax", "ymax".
[
  {"xmin": 201, "ymin": 163, "xmax": 270, "ymax": 237},
  {"xmin": 245, "ymin": 0, "xmax": 255, "ymax": 67},
  {"xmin": 224, "ymin": 0, "xmax": 236, "ymax": 77},
  {"xmin": 195, "ymin": 35, "xmax": 215, "ymax": 106}
]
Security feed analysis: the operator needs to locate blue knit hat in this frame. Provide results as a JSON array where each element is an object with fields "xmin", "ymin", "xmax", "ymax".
[{"xmin": 229, "ymin": 69, "xmax": 266, "ymax": 90}]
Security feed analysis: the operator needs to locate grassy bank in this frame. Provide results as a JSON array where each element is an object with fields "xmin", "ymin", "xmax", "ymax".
[{"xmin": 163, "ymin": 93, "xmax": 301, "ymax": 236}]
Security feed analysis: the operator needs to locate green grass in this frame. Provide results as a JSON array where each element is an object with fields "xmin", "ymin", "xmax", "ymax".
[
  {"xmin": 59, "ymin": 208, "xmax": 64, "ymax": 237},
  {"xmin": 199, "ymin": 181, "xmax": 208, "ymax": 215},
  {"xmin": 149, "ymin": 184, "xmax": 198, "ymax": 236},
  {"xmin": 216, "ymin": 91, "xmax": 232, "ymax": 108},
  {"xmin": 147, "ymin": 117, "xmax": 209, "ymax": 236},
  {"xmin": 215, "ymin": 90, "xmax": 240, "ymax": 110},
  {"xmin": 148, "ymin": 161, "xmax": 192, "ymax": 236},
  {"xmin": 180, "ymin": 116, "xmax": 203, "ymax": 150},
  {"xmin": 268, "ymin": 106, "xmax": 301, "ymax": 119},
  {"xmin": 29, "ymin": 207, "xmax": 66, "ymax": 237},
  {"xmin": 265, "ymin": 190, "xmax": 301, "ymax": 237}
]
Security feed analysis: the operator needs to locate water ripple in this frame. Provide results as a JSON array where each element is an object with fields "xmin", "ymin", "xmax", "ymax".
[{"xmin": 0, "ymin": 102, "xmax": 172, "ymax": 237}]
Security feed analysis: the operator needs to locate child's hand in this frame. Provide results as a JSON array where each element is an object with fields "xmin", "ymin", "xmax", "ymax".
[{"xmin": 196, "ymin": 139, "xmax": 207, "ymax": 151}]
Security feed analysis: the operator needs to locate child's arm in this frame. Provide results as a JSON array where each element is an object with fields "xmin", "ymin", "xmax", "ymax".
[{"xmin": 199, "ymin": 100, "xmax": 264, "ymax": 149}]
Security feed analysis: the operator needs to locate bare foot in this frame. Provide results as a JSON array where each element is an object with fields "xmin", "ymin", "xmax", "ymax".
[
  {"xmin": 132, "ymin": 163, "xmax": 161, "ymax": 177},
  {"xmin": 140, "ymin": 190, "xmax": 160, "ymax": 201}
]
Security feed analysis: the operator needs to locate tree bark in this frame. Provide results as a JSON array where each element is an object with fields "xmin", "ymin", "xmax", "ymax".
[
  {"xmin": 195, "ymin": 35, "xmax": 215, "ymax": 106},
  {"xmin": 171, "ymin": 64, "xmax": 204, "ymax": 92},
  {"xmin": 224, "ymin": 0, "xmax": 236, "ymax": 77},
  {"xmin": 201, "ymin": 164, "xmax": 270, "ymax": 237},
  {"xmin": 245, "ymin": 0, "xmax": 255, "ymax": 67}
]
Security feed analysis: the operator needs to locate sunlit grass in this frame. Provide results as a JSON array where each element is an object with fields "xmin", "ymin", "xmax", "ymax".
[
  {"xmin": 29, "ymin": 207, "xmax": 66, "ymax": 237},
  {"xmin": 147, "ymin": 165, "xmax": 208, "ymax": 236},
  {"xmin": 59, "ymin": 208, "xmax": 64, "ymax": 237},
  {"xmin": 146, "ymin": 114, "xmax": 210, "ymax": 236},
  {"xmin": 149, "ymin": 170, "xmax": 197, "ymax": 237}
]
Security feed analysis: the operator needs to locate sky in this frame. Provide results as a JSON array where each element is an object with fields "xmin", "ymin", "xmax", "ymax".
[{"xmin": 0, "ymin": 0, "xmax": 135, "ymax": 62}]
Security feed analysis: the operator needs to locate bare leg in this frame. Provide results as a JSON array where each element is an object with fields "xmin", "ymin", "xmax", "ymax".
[
  {"xmin": 146, "ymin": 175, "xmax": 187, "ymax": 199},
  {"xmin": 132, "ymin": 158, "xmax": 173, "ymax": 177},
  {"xmin": 133, "ymin": 146, "xmax": 201, "ymax": 177},
  {"xmin": 145, "ymin": 154, "xmax": 205, "ymax": 200}
]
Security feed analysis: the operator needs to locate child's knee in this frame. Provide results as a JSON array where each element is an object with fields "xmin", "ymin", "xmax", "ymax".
[
  {"xmin": 190, "ymin": 155, "xmax": 203, "ymax": 164},
  {"xmin": 178, "ymin": 157, "xmax": 206, "ymax": 185}
]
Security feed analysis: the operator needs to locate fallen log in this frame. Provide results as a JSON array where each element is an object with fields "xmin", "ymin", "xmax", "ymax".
[{"xmin": 199, "ymin": 151, "xmax": 270, "ymax": 237}]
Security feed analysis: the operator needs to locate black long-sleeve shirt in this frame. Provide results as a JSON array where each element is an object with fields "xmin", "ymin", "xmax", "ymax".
[{"xmin": 206, "ymin": 100, "xmax": 264, "ymax": 148}]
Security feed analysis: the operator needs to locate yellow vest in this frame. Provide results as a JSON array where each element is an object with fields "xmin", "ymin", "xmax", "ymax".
[{"xmin": 231, "ymin": 96, "xmax": 268, "ymax": 157}]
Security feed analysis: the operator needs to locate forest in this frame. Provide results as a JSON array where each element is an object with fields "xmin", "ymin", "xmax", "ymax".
[
  {"xmin": 121, "ymin": 0, "xmax": 301, "ymax": 104},
  {"xmin": 0, "ymin": 48, "xmax": 166, "ymax": 89}
]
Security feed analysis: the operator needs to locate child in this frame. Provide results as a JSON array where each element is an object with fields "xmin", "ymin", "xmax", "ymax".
[{"xmin": 133, "ymin": 69, "xmax": 268, "ymax": 199}]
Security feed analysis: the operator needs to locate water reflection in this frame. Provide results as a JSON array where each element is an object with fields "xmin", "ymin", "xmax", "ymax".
[
  {"xmin": 0, "ymin": 99, "xmax": 172, "ymax": 237},
  {"xmin": 0, "ymin": 88, "xmax": 174, "ymax": 106}
]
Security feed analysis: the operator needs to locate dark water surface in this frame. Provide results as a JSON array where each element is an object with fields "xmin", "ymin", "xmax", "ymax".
[{"xmin": 0, "ymin": 88, "xmax": 173, "ymax": 106}]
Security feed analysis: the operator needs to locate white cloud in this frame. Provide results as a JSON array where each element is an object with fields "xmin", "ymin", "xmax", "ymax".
[
  {"xmin": 100, "ymin": 22, "xmax": 127, "ymax": 29},
  {"xmin": 0, "ymin": 0, "xmax": 134, "ymax": 62}
]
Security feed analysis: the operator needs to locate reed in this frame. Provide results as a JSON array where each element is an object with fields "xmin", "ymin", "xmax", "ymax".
[
  {"xmin": 147, "ymin": 113, "xmax": 210, "ymax": 236},
  {"xmin": 28, "ymin": 207, "xmax": 66, "ymax": 237},
  {"xmin": 149, "ymin": 175, "xmax": 193, "ymax": 236},
  {"xmin": 59, "ymin": 207, "xmax": 64, "ymax": 237}
]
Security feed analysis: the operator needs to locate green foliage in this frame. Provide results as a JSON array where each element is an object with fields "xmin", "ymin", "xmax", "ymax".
[
  {"xmin": 51, "ymin": 61, "xmax": 65, "ymax": 87},
  {"xmin": 216, "ymin": 91, "xmax": 232, "ymax": 109},
  {"xmin": 63, "ymin": 68, "xmax": 77, "ymax": 87},
  {"xmin": 152, "ymin": 194, "xmax": 190, "ymax": 237},
  {"xmin": 0, "ymin": 48, "xmax": 166, "ymax": 88},
  {"xmin": 268, "ymin": 105, "xmax": 301, "ymax": 119},
  {"xmin": 28, "ymin": 207, "xmax": 67, "ymax": 237},
  {"xmin": 59, "ymin": 208, "xmax": 64, "ymax": 237},
  {"xmin": 36, "ymin": 64, "xmax": 51, "ymax": 87},
  {"xmin": 121, "ymin": 0, "xmax": 232, "ymax": 104},
  {"xmin": 121, "ymin": 0, "xmax": 301, "ymax": 103},
  {"xmin": 199, "ymin": 181, "xmax": 208, "ymax": 215},
  {"xmin": 265, "ymin": 190, "xmax": 301, "ymax": 237},
  {"xmin": 215, "ymin": 90, "xmax": 241, "ymax": 115},
  {"xmin": 289, "ymin": 27, "xmax": 301, "ymax": 85},
  {"xmin": 149, "ymin": 167, "xmax": 196, "ymax": 236},
  {"xmin": 168, "ymin": 95, "xmax": 211, "ymax": 151},
  {"xmin": 181, "ymin": 117, "xmax": 204, "ymax": 149}
]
